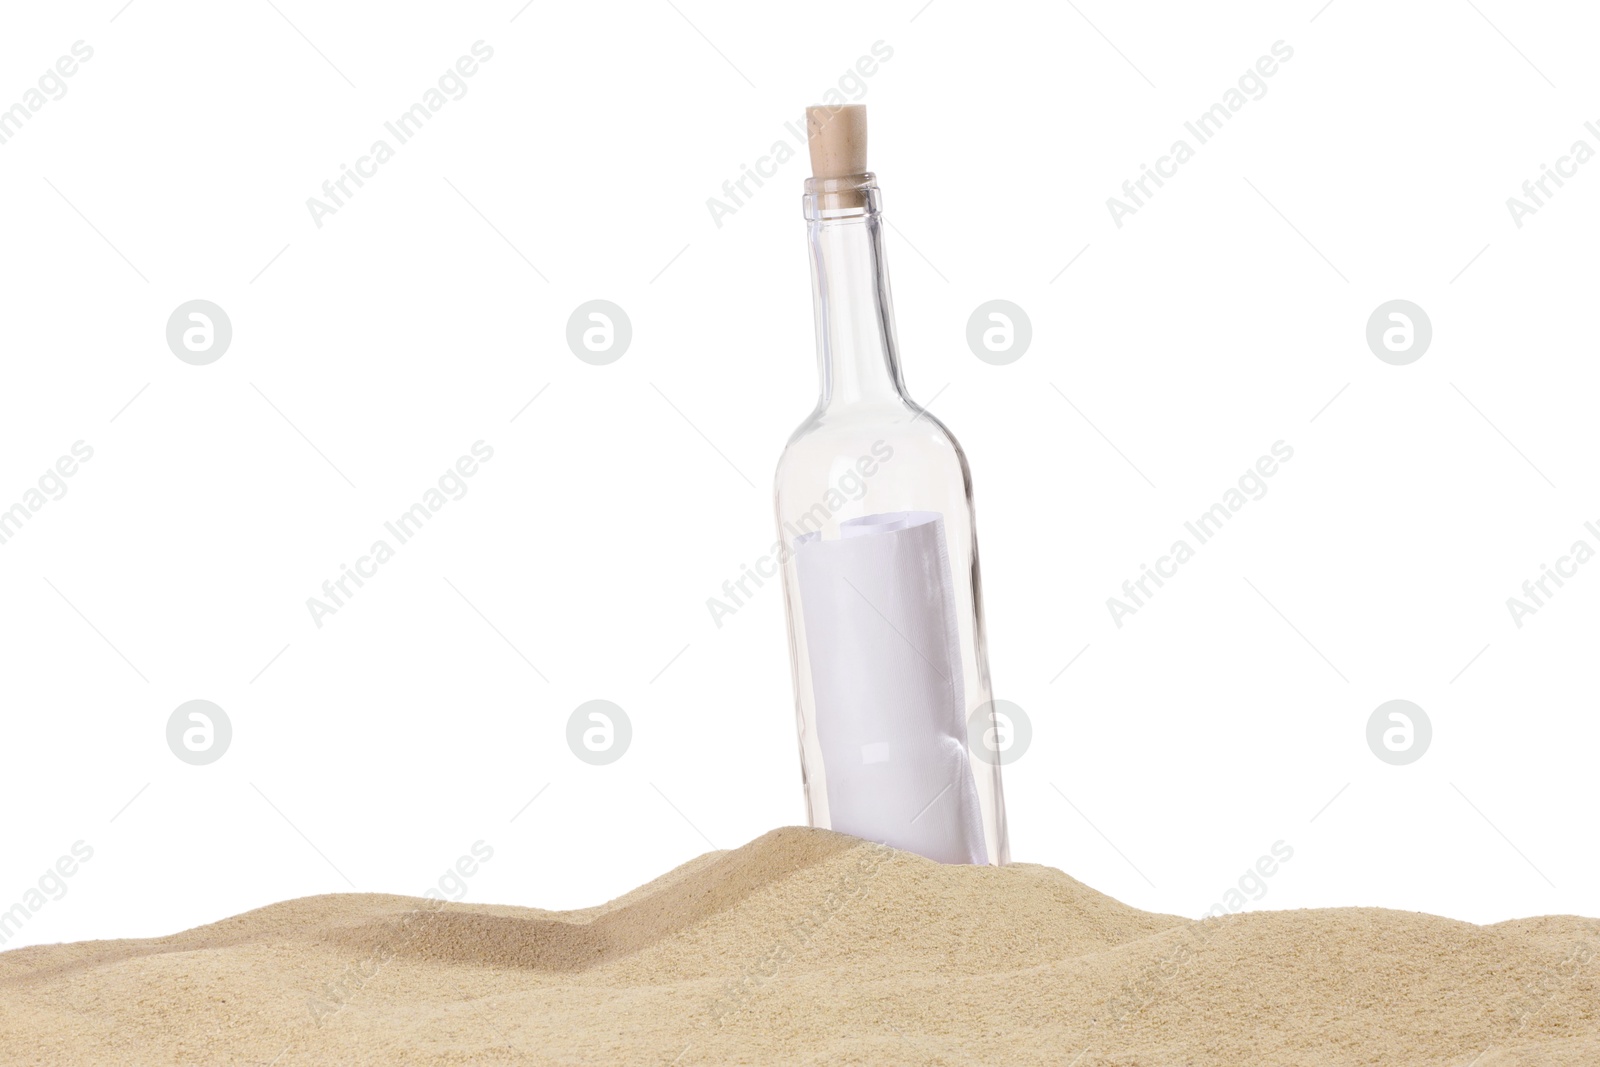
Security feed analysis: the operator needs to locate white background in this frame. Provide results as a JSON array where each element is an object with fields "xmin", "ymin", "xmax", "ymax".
[{"xmin": 2, "ymin": 0, "xmax": 1597, "ymax": 951}]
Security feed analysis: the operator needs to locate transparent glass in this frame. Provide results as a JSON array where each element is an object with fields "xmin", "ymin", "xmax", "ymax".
[{"xmin": 774, "ymin": 172, "xmax": 1009, "ymax": 865}]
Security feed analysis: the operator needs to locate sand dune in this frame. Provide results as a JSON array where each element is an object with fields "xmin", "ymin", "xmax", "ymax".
[{"xmin": 2, "ymin": 827, "xmax": 1596, "ymax": 1065}]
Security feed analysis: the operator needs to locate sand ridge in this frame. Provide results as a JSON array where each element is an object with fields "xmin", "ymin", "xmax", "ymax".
[{"xmin": 1, "ymin": 827, "xmax": 1596, "ymax": 1065}]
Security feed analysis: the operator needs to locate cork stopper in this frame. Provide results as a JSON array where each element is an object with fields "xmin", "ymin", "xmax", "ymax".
[{"xmin": 806, "ymin": 104, "xmax": 867, "ymax": 179}]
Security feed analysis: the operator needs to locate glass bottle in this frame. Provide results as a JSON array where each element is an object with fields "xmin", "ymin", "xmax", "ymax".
[{"xmin": 773, "ymin": 162, "xmax": 1009, "ymax": 866}]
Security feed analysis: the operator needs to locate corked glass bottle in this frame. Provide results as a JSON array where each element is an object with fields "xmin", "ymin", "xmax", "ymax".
[{"xmin": 774, "ymin": 105, "xmax": 1008, "ymax": 865}]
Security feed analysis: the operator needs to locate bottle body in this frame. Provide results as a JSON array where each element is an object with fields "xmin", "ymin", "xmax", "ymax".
[{"xmin": 774, "ymin": 174, "xmax": 1008, "ymax": 865}]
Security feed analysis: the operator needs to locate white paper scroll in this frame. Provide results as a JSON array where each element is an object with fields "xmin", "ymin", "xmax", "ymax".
[{"xmin": 794, "ymin": 511, "xmax": 985, "ymax": 864}]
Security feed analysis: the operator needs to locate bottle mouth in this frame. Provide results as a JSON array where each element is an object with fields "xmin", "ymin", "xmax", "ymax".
[{"xmin": 803, "ymin": 173, "xmax": 880, "ymax": 221}]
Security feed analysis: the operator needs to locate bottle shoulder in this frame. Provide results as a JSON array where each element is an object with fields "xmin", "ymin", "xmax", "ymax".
[{"xmin": 774, "ymin": 401, "xmax": 973, "ymax": 491}]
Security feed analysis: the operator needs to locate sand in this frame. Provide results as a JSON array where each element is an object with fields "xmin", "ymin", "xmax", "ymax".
[{"xmin": 2, "ymin": 828, "xmax": 1596, "ymax": 1065}]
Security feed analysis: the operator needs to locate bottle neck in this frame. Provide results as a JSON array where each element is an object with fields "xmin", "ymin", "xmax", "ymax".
[{"xmin": 805, "ymin": 174, "xmax": 906, "ymax": 411}]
